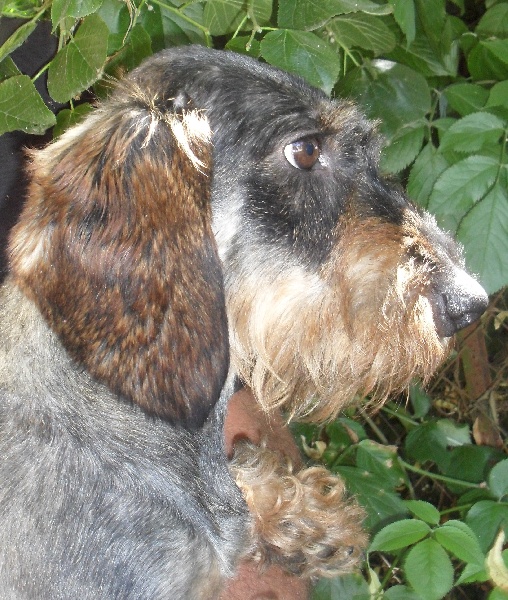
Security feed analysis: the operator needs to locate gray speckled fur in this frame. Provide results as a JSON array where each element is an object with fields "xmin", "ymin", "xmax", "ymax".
[{"xmin": 0, "ymin": 283, "xmax": 247, "ymax": 599}]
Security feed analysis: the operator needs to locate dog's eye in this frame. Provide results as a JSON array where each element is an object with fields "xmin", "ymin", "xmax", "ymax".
[{"xmin": 284, "ymin": 138, "xmax": 320, "ymax": 170}]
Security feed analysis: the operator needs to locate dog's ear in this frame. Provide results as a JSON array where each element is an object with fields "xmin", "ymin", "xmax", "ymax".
[{"xmin": 9, "ymin": 81, "xmax": 228, "ymax": 429}]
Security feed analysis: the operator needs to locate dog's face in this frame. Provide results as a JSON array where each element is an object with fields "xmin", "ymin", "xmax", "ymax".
[
  {"xmin": 9, "ymin": 46, "xmax": 488, "ymax": 427},
  {"xmin": 133, "ymin": 47, "xmax": 487, "ymax": 421}
]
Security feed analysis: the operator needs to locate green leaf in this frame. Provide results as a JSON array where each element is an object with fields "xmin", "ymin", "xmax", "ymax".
[
  {"xmin": 225, "ymin": 35, "xmax": 261, "ymax": 57},
  {"xmin": 476, "ymin": 3, "xmax": 508, "ymax": 38},
  {"xmin": 434, "ymin": 521, "xmax": 485, "ymax": 564},
  {"xmin": 444, "ymin": 445, "xmax": 502, "ymax": 491},
  {"xmin": 335, "ymin": 466, "xmax": 408, "ymax": 530},
  {"xmin": 404, "ymin": 539, "xmax": 454, "ymax": 600},
  {"xmin": 488, "ymin": 81, "xmax": 508, "ymax": 110},
  {"xmin": 405, "ymin": 419, "xmax": 470, "ymax": 471},
  {"xmin": 466, "ymin": 500, "xmax": 508, "ymax": 553},
  {"xmin": 369, "ymin": 519, "xmax": 431, "ymax": 552},
  {"xmin": 160, "ymin": 2, "xmax": 207, "ymax": 46},
  {"xmin": 328, "ymin": 12, "xmax": 396, "ymax": 56},
  {"xmin": 458, "ymin": 177, "xmax": 508, "ymax": 294},
  {"xmin": 0, "ymin": 75, "xmax": 56, "ymax": 135},
  {"xmin": 0, "ymin": 18, "xmax": 37, "ymax": 63},
  {"xmin": 277, "ymin": 0, "xmax": 346, "ymax": 30},
  {"xmin": 456, "ymin": 562, "xmax": 488, "ymax": 585},
  {"xmin": 407, "ymin": 143, "xmax": 449, "ymax": 209},
  {"xmin": 260, "ymin": 30, "xmax": 340, "ymax": 94},
  {"xmin": 388, "ymin": 0, "xmax": 415, "ymax": 46},
  {"xmin": 404, "ymin": 500, "xmax": 440, "ymax": 525},
  {"xmin": 388, "ymin": 32, "xmax": 454, "ymax": 77},
  {"xmin": 53, "ymin": 102, "xmax": 94, "ymax": 137},
  {"xmin": 444, "ymin": 83, "xmax": 489, "ymax": 117},
  {"xmin": 47, "ymin": 14, "xmax": 109, "ymax": 103},
  {"xmin": 356, "ymin": 439, "xmax": 405, "ymax": 488},
  {"xmin": 338, "ymin": 62, "xmax": 430, "ymax": 139},
  {"xmin": 280, "ymin": 0, "xmax": 394, "ymax": 30},
  {"xmin": 408, "ymin": 383, "xmax": 432, "ymax": 418},
  {"xmin": 311, "ymin": 572, "xmax": 370, "ymax": 600},
  {"xmin": 380, "ymin": 123, "xmax": 424, "ymax": 174},
  {"xmin": 439, "ymin": 112, "xmax": 505, "ymax": 154},
  {"xmin": 51, "ymin": 0, "xmax": 104, "ymax": 29},
  {"xmin": 384, "ymin": 586, "xmax": 421, "ymax": 600},
  {"xmin": 428, "ymin": 155, "xmax": 499, "ymax": 233},
  {"xmin": 106, "ymin": 23, "xmax": 152, "ymax": 74},
  {"xmin": 489, "ymin": 459, "xmax": 508, "ymax": 501},
  {"xmin": 0, "ymin": 57, "xmax": 21, "ymax": 82},
  {"xmin": 203, "ymin": 0, "xmax": 271, "ymax": 36},
  {"xmin": 468, "ymin": 41, "xmax": 508, "ymax": 82}
]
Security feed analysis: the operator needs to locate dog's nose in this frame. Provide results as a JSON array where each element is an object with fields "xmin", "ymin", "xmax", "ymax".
[{"xmin": 431, "ymin": 269, "xmax": 489, "ymax": 338}]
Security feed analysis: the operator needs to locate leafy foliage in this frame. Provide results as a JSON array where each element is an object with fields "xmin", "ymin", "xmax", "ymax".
[{"xmin": 1, "ymin": 1, "xmax": 507, "ymax": 598}]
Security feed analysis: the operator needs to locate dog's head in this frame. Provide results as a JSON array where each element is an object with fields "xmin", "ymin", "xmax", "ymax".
[{"xmin": 9, "ymin": 46, "xmax": 488, "ymax": 426}]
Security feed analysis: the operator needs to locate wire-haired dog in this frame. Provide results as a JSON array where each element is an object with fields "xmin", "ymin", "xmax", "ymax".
[{"xmin": 0, "ymin": 45, "xmax": 488, "ymax": 598}]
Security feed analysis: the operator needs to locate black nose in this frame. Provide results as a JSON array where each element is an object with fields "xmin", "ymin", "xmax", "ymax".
[{"xmin": 431, "ymin": 269, "xmax": 488, "ymax": 338}]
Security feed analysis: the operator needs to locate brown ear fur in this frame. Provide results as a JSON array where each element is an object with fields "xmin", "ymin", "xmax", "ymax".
[{"xmin": 9, "ymin": 84, "xmax": 228, "ymax": 429}]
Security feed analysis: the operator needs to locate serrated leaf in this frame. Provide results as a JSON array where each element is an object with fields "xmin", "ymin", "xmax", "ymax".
[
  {"xmin": 458, "ymin": 179, "xmax": 508, "ymax": 294},
  {"xmin": 369, "ymin": 519, "xmax": 430, "ymax": 552},
  {"xmin": 0, "ymin": 75, "xmax": 56, "ymax": 135},
  {"xmin": 428, "ymin": 155, "xmax": 499, "ymax": 233},
  {"xmin": 404, "ymin": 500, "xmax": 440, "ymax": 525},
  {"xmin": 405, "ymin": 539, "xmax": 454, "ymax": 600},
  {"xmin": 277, "ymin": 0, "xmax": 345, "ymax": 30},
  {"xmin": 384, "ymin": 586, "xmax": 421, "ymax": 600},
  {"xmin": 356, "ymin": 439, "xmax": 405, "ymax": 488},
  {"xmin": 279, "ymin": 0, "xmax": 394, "ymax": 28},
  {"xmin": 476, "ymin": 3, "xmax": 508, "ymax": 37},
  {"xmin": 203, "ymin": 0, "xmax": 271, "ymax": 36},
  {"xmin": 0, "ymin": 18, "xmax": 37, "ymax": 63},
  {"xmin": 51, "ymin": 0, "xmax": 104, "ymax": 29},
  {"xmin": 106, "ymin": 23, "xmax": 152, "ymax": 74},
  {"xmin": 54, "ymin": 102, "xmax": 94, "ymax": 137},
  {"xmin": 328, "ymin": 12, "xmax": 396, "ymax": 55},
  {"xmin": 468, "ymin": 41, "xmax": 508, "ymax": 81},
  {"xmin": 338, "ymin": 62, "xmax": 430, "ymax": 139},
  {"xmin": 489, "ymin": 459, "xmax": 508, "ymax": 501},
  {"xmin": 0, "ymin": 56, "xmax": 21, "ymax": 82},
  {"xmin": 380, "ymin": 123, "xmax": 424, "ymax": 174},
  {"xmin": 407, "ymin": 143, "xmax": 449, "ymax": 209},
  {"xmin": 439, "ymin": 112, "xmax": 505, "ymax": 154},
  {"xmin": 260, "ymin": 30, "xmax": 340, "ymax": 94},
  {"xmin": 488, "ymin": 81, "xmax": 508, "ymax": 110},
  {"xmin": 335, "ymin": 466, "xmax": 408, "ymax": 530},
  {"xmin": 466, "ymin": 500, "xmax": 508, "ymax": 553},
  {"xmin": 434, "ymin": 522, "xmax": 485, "ymax": 564},
  {"xmin": 444, "ymin": 83, "xmax": 489, "ymax": 116},
  {"xmin": 48, "ymin": 14, "xmax": 109, "ymax": 103},
  {"xmin": 456, "ymin": 562, "xmax": 488, "ymax": 585},
  {"xmin": 388, "ymin": 0, "xmax": 415, "ymax": 46},
  {"xmin": 160, "ymin": 2, "xmax": 207, "ymax": 47},
  {"xmin": 388, "ymin": 33, "xmax": 454, "ymax": 77},
  {"xmin": 311, "ymin": 572, "xmax": 370, "ymax": 600}
]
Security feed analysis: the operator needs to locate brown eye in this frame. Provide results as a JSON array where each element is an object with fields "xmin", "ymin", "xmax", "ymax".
[{"xmin": 284, "ymin": 138, "xmax": 320, "ymax": 170}]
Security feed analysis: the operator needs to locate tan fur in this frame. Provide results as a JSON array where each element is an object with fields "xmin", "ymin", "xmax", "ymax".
[
  {"xmin": 230, "ymin": 442, "xmax": 367, "ymax": 578},
  {"xmin": 228, "ymin": 216, "xmax": 452, "ymax": 423}
]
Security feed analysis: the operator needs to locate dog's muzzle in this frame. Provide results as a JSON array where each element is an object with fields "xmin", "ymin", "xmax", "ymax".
[{"xmin": 431, "ymin": 268, "xmax": 488, "ymax": 338}]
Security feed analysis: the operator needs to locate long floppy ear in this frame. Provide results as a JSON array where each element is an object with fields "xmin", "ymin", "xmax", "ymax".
[{"xmin": 9, "ymin": 80, "xmax": 229, "ymax": 429}]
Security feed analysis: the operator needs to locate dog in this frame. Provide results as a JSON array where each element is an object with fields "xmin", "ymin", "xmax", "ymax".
[{"xmin": 0, "ymin": 45, "xmax": 488, "ymax": 598}]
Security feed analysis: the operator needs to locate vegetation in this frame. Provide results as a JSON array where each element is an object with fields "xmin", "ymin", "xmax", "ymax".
[{"xmin": 1, "ymin": 0, "xmax": 507, "ymax": 598}]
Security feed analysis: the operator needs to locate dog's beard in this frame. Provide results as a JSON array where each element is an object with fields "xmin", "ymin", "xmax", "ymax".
[{"xmin": 226, "ymin": 219, "xmax": 452, "ymax": 422}]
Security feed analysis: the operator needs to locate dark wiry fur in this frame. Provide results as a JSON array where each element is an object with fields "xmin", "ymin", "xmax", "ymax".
[{"xmin": 0, "ymin": 46, "xmax": 488, "ymax": 597}]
